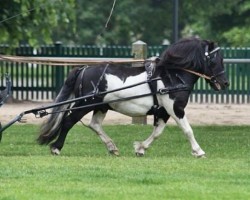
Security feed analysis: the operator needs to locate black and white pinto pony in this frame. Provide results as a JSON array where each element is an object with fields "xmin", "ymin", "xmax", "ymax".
[{"xmin": 37, "ymin": 37, "xmax": 229, "ymax": 157}]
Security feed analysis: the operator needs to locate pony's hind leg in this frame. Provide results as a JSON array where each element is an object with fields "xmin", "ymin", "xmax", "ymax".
[
  {"xmin": 134, "ymin": 118, "xmax": 167, "ymax": 156},
  {"xmin": 50, "ymin": 108, "xmax": 92, "ymax": 155},
  {"xmin": 89, "ymin": 110, "xmax": 119, "ymax": 156}
]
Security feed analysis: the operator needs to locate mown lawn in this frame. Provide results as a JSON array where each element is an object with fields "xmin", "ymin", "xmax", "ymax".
[{"xmin": 0, "ymin": 124, "xmax": 249, "ymax": 200}]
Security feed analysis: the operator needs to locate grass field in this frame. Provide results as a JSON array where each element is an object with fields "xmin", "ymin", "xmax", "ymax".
[{"xmin": 0, "ymin": 124, "xmax": 249, "ymax": 200}]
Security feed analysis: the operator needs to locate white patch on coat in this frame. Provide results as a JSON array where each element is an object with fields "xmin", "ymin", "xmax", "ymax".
[
  {"xmin": 104, "ymin": 73, "xmax": 179, "ymax": 118},
  {"xmin": 104, "ymin": 73, "xmax": 154, "ymax": 116},
  {"xmin": 156, "ymin": 81, "xmax": 176, "ymax": 117}
]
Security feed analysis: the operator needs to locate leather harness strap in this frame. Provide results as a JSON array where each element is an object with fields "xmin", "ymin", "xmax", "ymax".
[
  {"xmin": 145, "ymin": 58, "xmax": 161, "ymax": 126},
  {"xmin": 145, "ymin": 58, "xmax": 192, "ymax": 126}
]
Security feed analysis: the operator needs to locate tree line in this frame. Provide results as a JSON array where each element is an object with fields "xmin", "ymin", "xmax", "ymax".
[{"xmin": 0, "ymin": 0, "xmax": 249, "ymax": 47}]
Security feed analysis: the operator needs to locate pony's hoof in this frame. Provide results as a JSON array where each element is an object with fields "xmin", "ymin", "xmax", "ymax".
[
  {"xmin": 192, "ymin": 151, "xmax": 206, "ymax": 158},
  {"xmin": 134, "ymin": 141, "xmax": 145, "ymax": 156},
  {"xmin": 135, "ymin": 152, "xmax": 144, "ymax": 157},
  {"xmin": 109, "ymin": 150, "xmax": 119, "ymax": 156},
  {"xmin": 198, "ymin": 155, "xmax": 207, "ymax": 159},
  {"xmin": 51, "ymin": 147, "xmax": 60, "ymax": 155}
]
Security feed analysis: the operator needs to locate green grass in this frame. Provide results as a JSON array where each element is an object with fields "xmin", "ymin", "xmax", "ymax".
[{"xmin": 0, "ymin": 125, "xmax": 249, "ymax": 200}]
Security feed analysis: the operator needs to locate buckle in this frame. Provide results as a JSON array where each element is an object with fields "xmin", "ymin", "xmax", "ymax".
[
  {"xmin": 159, "ymin": 84, "xmax": 189, "ymax": 95},
  {"xmin": 159, "ymin": 88, "xmax": 169, "ymax": 94}
]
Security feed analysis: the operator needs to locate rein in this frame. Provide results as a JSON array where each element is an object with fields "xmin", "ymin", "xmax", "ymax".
[
  {"xmin": 45, "ymin": 84, "xmax": 189, "ymax": 116},
  {"xmin": 0, "ymin": 76, "xmax": 188, "ymax": 135},
  {"xmin": 181, "ymin": 68, "xmax": 212, "ymax": 80},
  {"xmin": 0, "ymin": 54, "xmax": 145, "ymax": 66},
  {"xmin": 0, "ymin": 77, "xmax": 160, "ymax": 135},
  {"xmin": 181, "ymin": 67, "xmax": 225, "ymax": 83},
  {"xmin": 25, "ymin": 77, "xmax": 163, "ymax": 117},
  {"xmin": 168, "ymin": 45, "xmax": 224, "ymax": 82},
  {"xmin": 0, "ymin": 53, "xmax": 223, "ymax": 81}
]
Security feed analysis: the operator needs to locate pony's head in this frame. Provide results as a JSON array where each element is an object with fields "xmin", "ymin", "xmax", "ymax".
[
  {"xmin": 159, "ymin": 37, "xmax": 229, "ymax": 91},
  {"xmin": 202, "ymin": 40, "xmax": 229, "ymax": 91}
]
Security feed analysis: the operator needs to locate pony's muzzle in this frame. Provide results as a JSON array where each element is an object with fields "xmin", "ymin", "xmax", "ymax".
[{"xmin": 209, "ymin": 76, "xmax": 229, "ymax": 91}]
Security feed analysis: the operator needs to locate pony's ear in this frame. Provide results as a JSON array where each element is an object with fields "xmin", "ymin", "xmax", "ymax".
[
  {"xmin": 204, "ymin": 40, "xmax": 216, "ymax": 51},
  {"xmin": 208, "ymin": 41, "xmax": 217, "ymax": 51}
]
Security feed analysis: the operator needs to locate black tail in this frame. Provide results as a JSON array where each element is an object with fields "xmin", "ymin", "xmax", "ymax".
[{"xmin": 37, "ymin": 67, "xmax": 80, "ymax": 145}]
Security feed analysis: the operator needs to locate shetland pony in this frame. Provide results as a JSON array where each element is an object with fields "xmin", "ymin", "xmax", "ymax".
[{"xmin": 37, "ymin": 37, "xmax": 229, "ymax": 157}]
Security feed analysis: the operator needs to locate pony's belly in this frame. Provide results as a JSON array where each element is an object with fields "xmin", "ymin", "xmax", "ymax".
[
  {"xmin": 108, "ymin": 98, "xmax": 152, "ymax": 117},
  {"xmin": 104, "ymin": 73, "xmax": 153, "ymax": 116}
]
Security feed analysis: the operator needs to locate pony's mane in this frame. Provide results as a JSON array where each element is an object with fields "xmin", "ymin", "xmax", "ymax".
[{"xmin": 158, "ymin": 37, "xmax": 212, "ymax": 72}]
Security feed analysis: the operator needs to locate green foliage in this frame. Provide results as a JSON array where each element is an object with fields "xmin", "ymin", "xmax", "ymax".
[
  {"xmin": 0, "ymin": 125, "xmax": 249, "ymax": 199},
  {"xmin": 182, "ymin": 0, "xmax": 250, "ymax": 46},
  {"xmin": 0, "ymin": 0, "xmax": 75, "ymax": 46},
  {"xmin": 223, "ymin": 27, "xmax": 250, "ymax": 46},
  {"xmin": 0, "ymin": 0, "xmax": 250, "ymax": 47},
  {"xmin": 72, "ymin": 0, "xmax": 172, "ymax": 45}
]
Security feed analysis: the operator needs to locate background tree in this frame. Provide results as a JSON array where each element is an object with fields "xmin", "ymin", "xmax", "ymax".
[
  {"xmin": 0, "ymin": 0, "xmax": 75, "ymax": 46},
  {"xmin": 59, "ymin": 0, "xmax": 173, "ymax": 45},
  {"xmin": 181, "ymin": 0, "xmax": 250, "ymax": 46},
  {"xmin": 1, "ymin": 0, "xmax": 250, "ymax": 47}
]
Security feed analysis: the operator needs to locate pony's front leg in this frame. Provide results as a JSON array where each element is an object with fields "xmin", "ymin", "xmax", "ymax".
[
  {"xmin": 174, "ymin": 116, "xmax": 206, "ymax": 158},
  {"xmin": 134, "ymin": 119, "xmax": 166, "ymax": 156},
  {"xmin": 89, "ymin": 110, "xmax": 119, "ymax": 156}
]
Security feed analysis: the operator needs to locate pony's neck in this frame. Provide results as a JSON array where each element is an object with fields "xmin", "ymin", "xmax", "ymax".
[
  {"xmin": 155, "ymin": 66, "xmax": 199, "ymax": 89},
  {"xmin": 180, "ymin": 71, "xmax": 200, "ymax": 88}
]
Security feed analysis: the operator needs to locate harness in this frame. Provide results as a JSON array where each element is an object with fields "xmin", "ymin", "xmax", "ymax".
[
  {"xmin": 0, "ymin": 44, "xmax": 227, "ymax": 141},
  {"xmin": 0, "ymin": 51, "xmax": 223, "ymax": 135},
  {"xmin": 78, "ymin": 63, "xmax": 109, "ymax": 97},
  {"xmin": 78, "ymin": 66, "xmax": 88, "ymax": 97},
  {"xmin": 145, "ymin": 57, "xmax": 163, "ymax": 125},
  {"xmin": 144, "ymin": 45, "xmax": 223, "ymax": 126},
  {"xmin": 76, "ymin": 58, "xmax": 189, "ymax": 126},
  {"xmin": 145, "ymin": 57, "xmax": 190, "ymax": 126}
]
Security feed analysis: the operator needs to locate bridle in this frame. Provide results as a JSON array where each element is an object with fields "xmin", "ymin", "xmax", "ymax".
[{"xmin": 182, "ymin": 45, "xmax": 225, "ymax": 84}]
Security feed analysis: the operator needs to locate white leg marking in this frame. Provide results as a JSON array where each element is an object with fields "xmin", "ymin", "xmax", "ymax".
[
  {"xmin": 159, "ymin": 94, "xmax": 205, "ymax": 158},
  {"xmin": 89, "ymin": 111, "xmax": 119, "ymax": 155},
  {"xmin": 134, "ymin": 119, "xmax": 166, "ymax": 156},
  {"xmin": 51, "ymin": 147, "xmax": 60, "ymax": 155},
  {"xmin": 174, "ymin": 116, "xmax": 206, "ymax": 158}
]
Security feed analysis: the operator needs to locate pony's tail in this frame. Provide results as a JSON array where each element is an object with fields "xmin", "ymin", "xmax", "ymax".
[{"xmin": 37, "ymin": 67, "xmax": 80, "ymax": 145}]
